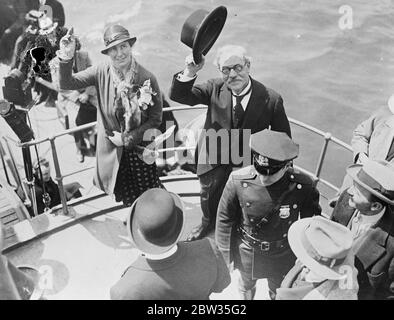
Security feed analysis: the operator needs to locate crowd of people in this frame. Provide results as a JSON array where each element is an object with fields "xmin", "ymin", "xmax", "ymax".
[{"xmin": 1, "ymin": 2, "xmax": 394, "ymax": 301}]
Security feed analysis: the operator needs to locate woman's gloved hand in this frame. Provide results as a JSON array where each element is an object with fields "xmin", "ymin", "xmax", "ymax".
[
  {"xmin": 136, "ymin": 145, "xmax": 159, "ymax": 165},
  {"xmin": 57, "ymin": 27, "xmax": 76, "ymax": 61},
  {"xmin": 107, "ymin": 131, "xmax": 124, "ymax": 147}
]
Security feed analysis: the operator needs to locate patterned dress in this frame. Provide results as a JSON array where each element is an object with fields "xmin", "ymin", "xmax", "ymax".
[
  {"xmin": 111, "ymin": 59, "xmax": 163, "ymax": 206},
  {"xmin": 114, "ymin": 148, "xmax": 164, "ymax": 206}
]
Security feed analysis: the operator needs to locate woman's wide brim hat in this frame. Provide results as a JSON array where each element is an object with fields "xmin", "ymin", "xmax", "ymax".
[
  {"xmin": 181, "ymin": 6, "xmax": 227, "ymax": 64},
  {"xmin": 127, "ymin": 188, "xmax": 184, "ymax": 255},
  {"xmin": 101, "ymin": 24, "xmax": 137, "ymax": 54}
]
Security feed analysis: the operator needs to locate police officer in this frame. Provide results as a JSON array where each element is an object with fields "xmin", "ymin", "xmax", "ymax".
[{"xmin": 215, "ymin": 129, "xmax": 321, "ymax": 300}]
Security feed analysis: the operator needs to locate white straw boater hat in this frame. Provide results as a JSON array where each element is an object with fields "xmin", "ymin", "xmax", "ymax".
[{"xmin": 288, "ymin": 216, "xmax": 353, "ymax": 280}]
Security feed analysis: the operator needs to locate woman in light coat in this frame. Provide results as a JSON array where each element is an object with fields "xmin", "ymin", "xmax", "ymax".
[{"xmin": 57, "ymin": 25, "xmax": 163, "ymax": 206}]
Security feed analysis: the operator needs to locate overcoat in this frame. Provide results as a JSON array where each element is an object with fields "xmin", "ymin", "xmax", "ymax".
[
  {"xmin": 351, "ymin": 105, "xmax": 394, "ymax": 163},
  {"xmin": 59, "ymin": 59, "xmax": 162, "ymax": 194},
  {"xmin": 331, "ymin": 191, "xmax": 394, "ymax": 300}
]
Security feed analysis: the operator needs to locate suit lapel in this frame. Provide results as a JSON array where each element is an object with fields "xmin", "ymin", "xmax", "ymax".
[
  {"xmin": 357, "ymin": 206, "xmax": 394, "ymax": 270},
  {"xmin": 241, "ymin": 78, "xmax": 269, "ymax": 129}
]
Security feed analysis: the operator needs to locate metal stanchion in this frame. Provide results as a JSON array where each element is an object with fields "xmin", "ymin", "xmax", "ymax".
[
  {"xmin": 21, "ymin": 147, "xmax": 36, "ymax": 218},
  {"xmin": 315, "ymin": 132, "xmax": 332, "ymax": 178},
  {"xmin": 49, "ymin": 137, "xmax": 69, "ymax": 216}
]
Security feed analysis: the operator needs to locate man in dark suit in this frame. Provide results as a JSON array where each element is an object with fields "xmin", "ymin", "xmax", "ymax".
[
  {"xmin": 110, "ymin": 188, "xmax": 230, "ymax": 300},
  {"xmin": 169, "ymin": 45, "xmax": 291, "ymax": 241},
  {"xmin": 331, "ymin": 159, "xmax": 394, "ymax": 300}
]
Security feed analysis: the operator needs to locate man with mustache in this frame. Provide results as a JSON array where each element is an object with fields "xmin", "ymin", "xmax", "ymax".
[{"xmin": 169, "ymin": 45, "xmax": 291, "ymax": 241}]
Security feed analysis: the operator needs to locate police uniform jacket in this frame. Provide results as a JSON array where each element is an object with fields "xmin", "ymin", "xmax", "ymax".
[{"xmin": 216, "ymin": 166, "xmax": 321, "ymax": 279}]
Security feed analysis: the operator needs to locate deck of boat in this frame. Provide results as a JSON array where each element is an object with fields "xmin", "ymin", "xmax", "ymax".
[
  {"xmin": 4, "ymin": 188, "xmax": 271, "ymax": 300},
  {"xmin": 0, "ymin": 70, "xmax": 338, "ymax": 299}
]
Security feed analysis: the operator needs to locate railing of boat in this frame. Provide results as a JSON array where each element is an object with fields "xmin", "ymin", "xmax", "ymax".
[{"xmin": 14, "ymin": 105, "xmax": 352, "ymax": 218}]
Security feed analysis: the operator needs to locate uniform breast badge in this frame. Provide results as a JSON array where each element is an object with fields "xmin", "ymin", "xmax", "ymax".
[{"xmin": 279, "ymin": 205, "xmax": 290, "ymax": 219}]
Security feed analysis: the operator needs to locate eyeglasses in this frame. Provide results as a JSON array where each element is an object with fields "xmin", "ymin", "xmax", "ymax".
[{"xmin": 220, "ymin": 62, "xmax": 247, "ymax": 75}]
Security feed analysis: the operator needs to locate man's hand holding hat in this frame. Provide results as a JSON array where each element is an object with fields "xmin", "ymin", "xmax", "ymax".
[
  {"xmin": 57, "ymin": 27, "xmax": 76, "ymax": 61},
  {"xmin": 183, "ymin": 53, "xmax": 205, "ymax": 78}
]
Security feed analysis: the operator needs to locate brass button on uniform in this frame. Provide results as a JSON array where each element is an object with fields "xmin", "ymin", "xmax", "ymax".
[
  {"xmin": 290, "ymin": 175, "xmax": 294, "ymax": 179},
  {"xmin": 293, "ymin": 204, "xmax": 298, "ymax": 209},
  {"xmin": 283, "ymin": 233, "xmax": 287, "ymax": 238},
  {"xmin": 297, "ymin": 184, "xmax": 302, "ymax": 190},
  {"xmin": 243, "ymin": 183, "xmax": 248, "ymax": 188},
  {"xmin": 246, "ymin": 202, "xmax": 251, "ymax": 207}
]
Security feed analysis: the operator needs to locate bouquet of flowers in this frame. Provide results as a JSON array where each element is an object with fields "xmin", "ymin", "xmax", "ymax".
[
  {"xmin": 137, "ymin": 79, "xmax": 156, "ymax": 111},
  {"xmin": 117, "ymin": 79, "xmax": 157, "ymax": 133}
]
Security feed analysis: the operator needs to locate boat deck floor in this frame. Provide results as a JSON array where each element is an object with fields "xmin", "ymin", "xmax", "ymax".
[
  {"xmin": 5, "ymin": 186, "xmax": 270, "ymax": 300},
  {"xmin": 0, "ymin": 86, "xmax": 332, "ymax": 300}
]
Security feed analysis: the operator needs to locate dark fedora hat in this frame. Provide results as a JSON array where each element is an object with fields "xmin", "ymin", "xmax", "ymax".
[
  {"xmin": 181, "ymin": 6, "xmax": 227, "ymax": 64},
  {"xmin": 101, "ymin": 24, "xmax": 136, "ymax": 54},
  {"xmin": 127, "ymin": 189, "xmax": 184, "ymax": 255}
]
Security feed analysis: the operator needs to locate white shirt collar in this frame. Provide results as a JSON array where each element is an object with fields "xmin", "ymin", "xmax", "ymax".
[
  {"xmin": 359, "ymin": 207, "xmax": 385, "ymax": 226},
  {"xmin": 142, "ymin": 245, "xmax": 178, "ymax": 260}
]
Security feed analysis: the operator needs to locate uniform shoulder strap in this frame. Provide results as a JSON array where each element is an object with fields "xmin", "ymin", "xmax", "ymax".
[
  {"xmin": 288, "ymin": 168, "xmax": 315, "ymax": 185},
  {"xmin": 232, "ymin": 167, "xmax": 257, "ymax": 180}
]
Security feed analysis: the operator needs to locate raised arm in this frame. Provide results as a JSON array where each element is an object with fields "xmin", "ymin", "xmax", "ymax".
[
  {"xmin": 58, "ymin": 59, "xmax": 97, "ymax": 91},
  {"xmin": 169, "ymin": 75, "xmax": 214, "ymax": 106},
  {"xmin": 169, "ymin": 54, "xmax": 212, "ymax": 106},
  {"xmin": 57, "ymin": 28, "xmax": 97, "ymax": 91}
]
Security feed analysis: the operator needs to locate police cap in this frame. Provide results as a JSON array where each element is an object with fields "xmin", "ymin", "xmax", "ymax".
[{"xmin": 249, "ymin": 129, "xmax": 299, "ymax": 162}]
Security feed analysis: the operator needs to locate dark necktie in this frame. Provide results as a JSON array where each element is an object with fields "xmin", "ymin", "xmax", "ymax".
[{"xmin": 233, "ymin": 85, "xmax": 252, "ymax": 128}]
